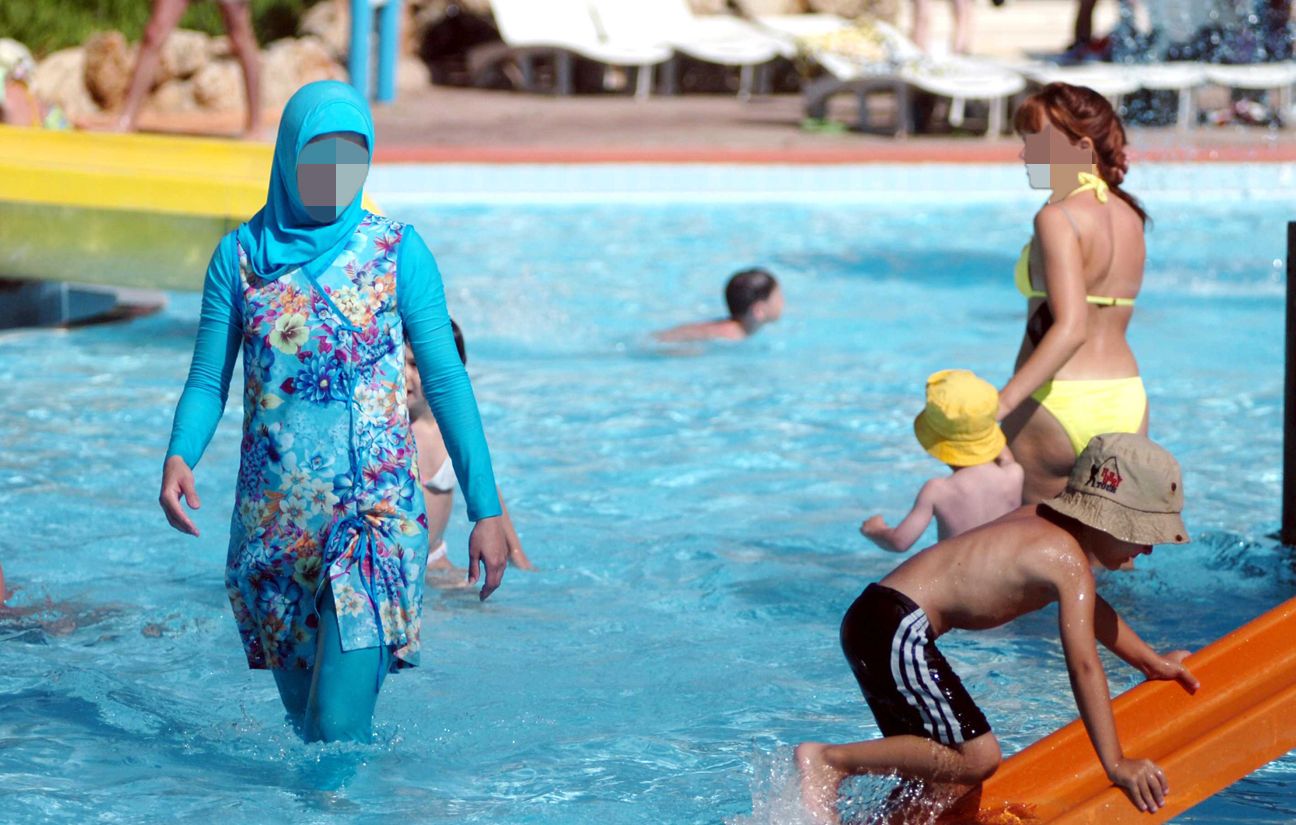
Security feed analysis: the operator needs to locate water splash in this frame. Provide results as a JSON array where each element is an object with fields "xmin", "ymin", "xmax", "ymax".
[{"xmin": 727, "ymin": 748, "xmax": 952, "ymax": 825}]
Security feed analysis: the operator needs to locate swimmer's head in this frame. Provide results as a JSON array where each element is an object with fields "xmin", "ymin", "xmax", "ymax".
[
  {"xmin": 1014, "ymin": 82, "xmax": 1148, "ymax": 224},
  {"xmin": 724, "ymin": 268, "xmax": 782, "ymax": 331},
  {"xmin": 404, "ymin": 319, "xmax": 466, "ymax": 403}
]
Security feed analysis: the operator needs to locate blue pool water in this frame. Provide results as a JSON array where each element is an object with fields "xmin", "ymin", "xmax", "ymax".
[{"xmin": 1, "ymin": 165, "xmax": 1292, "ymax": 824}]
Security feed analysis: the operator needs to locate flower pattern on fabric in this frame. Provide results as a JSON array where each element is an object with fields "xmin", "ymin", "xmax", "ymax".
[{"xmin": 226, "ymin": 213, "xmax": 428, "ymax": 672}]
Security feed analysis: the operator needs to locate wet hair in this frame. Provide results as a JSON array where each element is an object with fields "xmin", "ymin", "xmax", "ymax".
[
  {"xmin": 724, "ymin": 268, "xmax": 778, "ymax": 321},
  {"xmin": 1014, "ymin": 82, "xmax": 1149, "ymax": 226},
  {"xmin": 403, "ymin": 318, "xmax": 466, "ymax": 365}
]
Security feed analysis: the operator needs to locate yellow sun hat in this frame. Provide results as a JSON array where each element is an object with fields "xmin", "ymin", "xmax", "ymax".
[{"xmin": 912, "ymin": 370, "xmax": 1006, "ymax": 467}]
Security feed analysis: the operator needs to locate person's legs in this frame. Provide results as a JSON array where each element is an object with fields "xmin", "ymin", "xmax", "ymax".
[
  {"xmin": 1074, "ymin": 0, "xmax": 1099, "ymax": 45},
  {"xmin": 795, "ymin": 733, "xmax": 1001, "ymax": 825},
  {"xmin": 1001, "ymin": 397, "xmax": 1075, "ymax": 504},
  {"xmin": 951, "ymin": 0, "xmax": 974, "ymax": 54},
  {"xmin": 215, "ymin": 0, "xmax": 263, "ymax": 136},
  {"xmin": 303, "ymin": 580, "xmax": 392, "ymax": 743},
  {"xmin": 911, "ymin": 0, "xmax": 932, "ymax": 52},
  {"xmin": 113, "ymin": 0, "xmax": 190, "ymax": 131},
  {"xmin": 273, "ymin": 668, "xmax": 312, "ymax": 721}
]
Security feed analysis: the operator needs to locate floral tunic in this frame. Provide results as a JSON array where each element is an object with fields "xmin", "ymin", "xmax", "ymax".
[{"xmin": 167, "ymin": 213, "xmax": 500, "ymax": 672}]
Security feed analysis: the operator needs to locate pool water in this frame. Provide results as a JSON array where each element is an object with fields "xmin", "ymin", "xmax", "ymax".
[{"xmin": 1, "ymin": 170, "xmax": 1292, "ymax": 824}]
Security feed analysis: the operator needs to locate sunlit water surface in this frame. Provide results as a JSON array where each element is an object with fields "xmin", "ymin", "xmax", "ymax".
[{"xmin": 1, "ymin": 180, "xmax": 1291, "ymax": 824}]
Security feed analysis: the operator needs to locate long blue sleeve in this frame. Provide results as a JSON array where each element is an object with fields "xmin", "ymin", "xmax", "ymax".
[
  {"xmin": 397, "ymin": 227, "xmax": 501, "ymax": 522},
  {"xmin": 166, "ymin": 233, "xmax": 242, "ymax": 468}
]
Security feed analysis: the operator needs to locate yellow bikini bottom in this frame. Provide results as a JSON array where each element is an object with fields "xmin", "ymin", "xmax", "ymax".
[{"xmin": 1030, "ymin": 376, "xmax": 1147, "ymax": 455}]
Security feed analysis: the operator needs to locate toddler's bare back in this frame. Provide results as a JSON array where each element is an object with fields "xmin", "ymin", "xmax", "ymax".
[{"xmin": 933, "ymin": 457, "xmax": 1024, "ymax": 539}]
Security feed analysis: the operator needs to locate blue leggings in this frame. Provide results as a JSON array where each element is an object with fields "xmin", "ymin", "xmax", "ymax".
[{"xmin": 272, "ymin": 581, "xmax": 392, "ymax": 743}]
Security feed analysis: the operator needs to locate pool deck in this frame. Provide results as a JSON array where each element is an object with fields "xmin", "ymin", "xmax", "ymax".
[
  {"xmin": 103, "ymin": 85, "xmax": 1296, "ymax": 164},
  {"xmin": 367, "ymin": 85, "xmax": 1296, "ymax": 164}
]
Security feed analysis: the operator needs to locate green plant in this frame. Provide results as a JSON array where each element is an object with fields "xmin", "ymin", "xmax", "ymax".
[{"xmin": 0, "ymin": 0, "xmax": 313, "ymax": 58}]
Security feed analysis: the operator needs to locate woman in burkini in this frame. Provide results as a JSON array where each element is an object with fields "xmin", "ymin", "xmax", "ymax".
[
  {"xmin": 998, "ymin": 83, "xmax": 1150, "ymax": 503},
  {"xmin": 158, "ymin": 81, "xmax": 510, "ymax": 742}
]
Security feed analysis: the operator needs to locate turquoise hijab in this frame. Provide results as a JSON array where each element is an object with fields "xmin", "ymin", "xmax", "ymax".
[{"xmin": 237, "ymin": 80, "xmax": 374, "ymax": 281}]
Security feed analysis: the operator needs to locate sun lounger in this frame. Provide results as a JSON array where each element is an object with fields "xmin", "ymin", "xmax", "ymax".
[
  {"xmin": 795, "ymin": 18, "xmax": 1025, "ymax": 137},
  {"xmin": 1126, "ymin": 63, "xmax": 1208, "ymax": 129},
  {"xmin": 1202, "ymin": 63, "xmax": 1296, "ymax": 125},
  {"xmin": 1019, "ymin": 60, "xmax": 1296, "ymax": 129},
  {"xmin": 487, "ymin": 0, "xmax": 671, "ymax": 98},
  {"xmin": 590, "ymin": 0, "xmax": 786, "ymax": 97}
]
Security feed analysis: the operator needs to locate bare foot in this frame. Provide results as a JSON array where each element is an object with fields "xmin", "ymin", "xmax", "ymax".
[
  {"xmin": 425, "ymin": 555, "xmax": 469, "ymax": 587},
  {"xmin": 796, "ymin": 742, "xmax": 845, "ymax": 825},
  {"xmin": 509, "ymin": 549, "xmax": 537, "ymax": 572}
]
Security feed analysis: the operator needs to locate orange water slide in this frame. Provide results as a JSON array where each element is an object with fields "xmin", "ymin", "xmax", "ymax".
[{"xmin": 946, "ymin": 596, "xmax": 1296, "ymax": 824}]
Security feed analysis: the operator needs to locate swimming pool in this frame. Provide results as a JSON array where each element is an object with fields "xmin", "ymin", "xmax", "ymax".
[{"xmin": 0, "ymin": 164, "xmax": 1291, "ymax": 824}]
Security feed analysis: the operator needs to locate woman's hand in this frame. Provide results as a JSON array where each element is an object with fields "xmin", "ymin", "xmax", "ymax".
[
  {"xmin": 159, "ymin": 455, "xmax": 201, "ymax": 536},
  {"xmin": 468, "ymin": 516, "xmax": 509, "ymax": 601}
]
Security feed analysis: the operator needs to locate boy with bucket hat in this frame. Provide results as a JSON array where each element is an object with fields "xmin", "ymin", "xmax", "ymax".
[
  {"xmin": 862, "ymin": 370, "xmax": 1023, "ymax": 552},
  {"xmin": 799, "ymin": 432, "xmax": 1199, "ymax": 824}
]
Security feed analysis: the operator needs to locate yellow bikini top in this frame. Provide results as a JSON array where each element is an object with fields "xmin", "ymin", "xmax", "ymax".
[{"xmin": 1014, "ymin": 172, "xmax": 1135, "ymax": 308}]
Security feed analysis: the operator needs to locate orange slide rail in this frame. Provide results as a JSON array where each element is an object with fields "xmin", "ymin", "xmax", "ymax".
[{"xmin": 945, "ymin": 596, "xmax": 1296, "ymax": 824}]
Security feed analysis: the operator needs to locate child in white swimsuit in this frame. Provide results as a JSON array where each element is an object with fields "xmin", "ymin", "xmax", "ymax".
[{"xmin": 406, "ymin": 321, "xmax": 534, "ymax": 581}]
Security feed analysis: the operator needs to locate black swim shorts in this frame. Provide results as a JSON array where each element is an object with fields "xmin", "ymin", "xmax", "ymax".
[{"xmin": 840, "ymin": 583, "xmax": 992, "ymax": 746}]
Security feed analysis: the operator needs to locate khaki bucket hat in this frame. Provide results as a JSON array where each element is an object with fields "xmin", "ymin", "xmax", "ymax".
[{"xmin": 1041, "ymin": 432, "xmax": 1189, "ymax": 545}]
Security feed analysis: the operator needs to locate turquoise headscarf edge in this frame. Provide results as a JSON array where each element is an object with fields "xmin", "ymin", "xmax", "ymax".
[{"xmin": 236, "ymin": 80, "xmax": 375, "ymax": 281}]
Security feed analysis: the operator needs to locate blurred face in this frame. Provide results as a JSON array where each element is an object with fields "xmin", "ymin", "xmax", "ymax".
[
  {"xmin": 1019, "ymin": 122, "xmax": 1095, "ymax": 190},
  {"xmin": 296, "ymin": 131, "xmax": 370, "ymax": 223},
  {"xmin": 1092, "ymin": 532, "xmax": 1153, "ymax": 571}
]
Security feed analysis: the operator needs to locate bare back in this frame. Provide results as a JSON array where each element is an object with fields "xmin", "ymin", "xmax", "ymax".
[
  {"xmin": 880, "ymin": 506, "xmax": 1089, "ymax": 637},
  {"xmin": 932, "ymin": 458, "xmax": 1024, "ymax": 539},
  {"xmin": 1017, "ymin": 191, "xmax": 1145, "ymax": 380}
]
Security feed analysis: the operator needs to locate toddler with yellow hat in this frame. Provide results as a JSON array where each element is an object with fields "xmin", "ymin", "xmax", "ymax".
[{"xmin": 861, "ymin": 370, "xmax": 1023, "ymax": 553}]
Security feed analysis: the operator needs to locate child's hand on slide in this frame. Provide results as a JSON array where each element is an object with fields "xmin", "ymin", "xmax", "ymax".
[
  {"xmin": 1145, "ymin": 649, "xmax": 1200, "ymax": 693},
  {"xmin": 1107, "ymin": 757, "xmax": 1169, "ymax": 813}
]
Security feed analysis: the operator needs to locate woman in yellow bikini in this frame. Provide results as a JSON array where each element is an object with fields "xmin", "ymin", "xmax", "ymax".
[{"xmin": 998, "ymin": 83, "xmax": 1150, "ymax": 503}]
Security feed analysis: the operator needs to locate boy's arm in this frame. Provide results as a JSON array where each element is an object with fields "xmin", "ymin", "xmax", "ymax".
[
  {"xmin": 1057, "ymin": 569, "xmax": 1170, "ymax": 813},
  {"xmin": 860, "ymin": 480, "xmax": 940, "ymax": 553},
  {"xmin": 1095, "ymin": 595, "xmax": 1199, "ymax": 692}
]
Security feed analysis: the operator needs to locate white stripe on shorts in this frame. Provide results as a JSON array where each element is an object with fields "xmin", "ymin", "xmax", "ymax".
[
  {"xmin": 890, "ymin": 612, "xmax": 939, "ymax": 739},
  {"xmin": 890, "ymin": 610, "xmax": 962, "ymax": 744},
  {"xmin": 911, "ymin": 615, "xmax": 965, "ymax": 744}
]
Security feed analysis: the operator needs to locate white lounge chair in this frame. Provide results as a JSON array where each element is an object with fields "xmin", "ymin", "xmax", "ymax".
[
  {"xmin": 1203, "ymin": 63, "xmax": 1296, "ymax": 125},
  {"xmin": 794, "ymin": 17, "xmax": 1025, "ymax": 137},
  {"xmin": 1127, "ymin": 63, "xmax": 1208, "ymax": 129},
  {"xmin": 487, "ymin": 0, "xmax": 671, "ymax": 98},
  {"xmin": 1018, "ymin": 62, "xmax": 1142, "ymax": 102},
  {"xmin": 591, "ymin": 0, "xmax": 786, "ymax": 97}
]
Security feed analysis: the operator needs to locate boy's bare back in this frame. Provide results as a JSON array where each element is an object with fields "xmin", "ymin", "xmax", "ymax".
[{"xmin": 881, "ymin": 505, "xmax": 1096, "ymax": 637}]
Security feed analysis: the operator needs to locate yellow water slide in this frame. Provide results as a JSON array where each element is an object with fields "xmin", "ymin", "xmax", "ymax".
[{"xmin": 0, "ymin": 125, "xmax": 377, "ymax": 292}]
